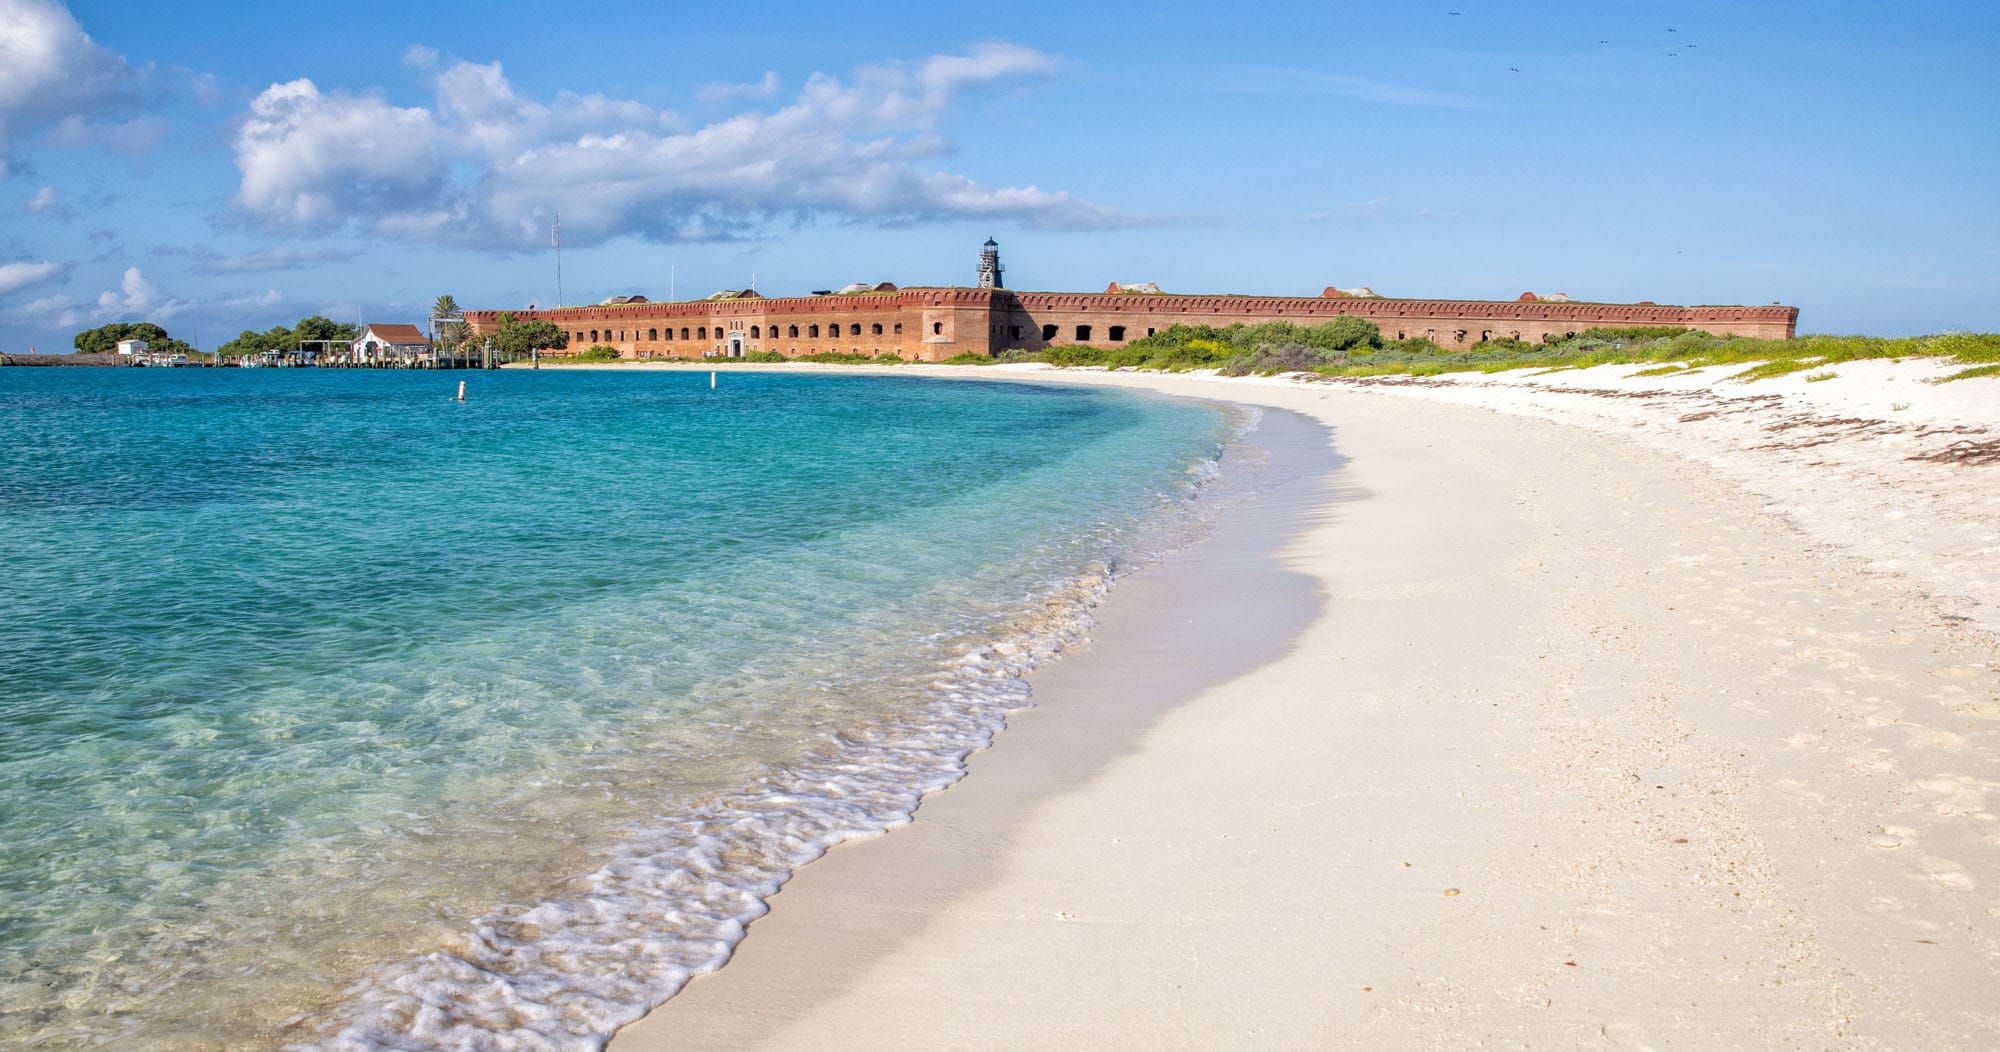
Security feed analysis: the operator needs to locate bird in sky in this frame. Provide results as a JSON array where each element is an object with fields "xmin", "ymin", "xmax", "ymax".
[
  {"xmin": 1509, "ymin": 66, "xmax": 1520, "ymax": 72},
  {"xmin": 1599, "ymin": 39, "xmax": 1610, "ymax": 44}
]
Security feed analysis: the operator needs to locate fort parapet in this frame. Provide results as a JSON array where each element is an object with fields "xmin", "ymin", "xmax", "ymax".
[{"xmin": 465, "ymin": 242, "xmax": 1798, "ymax": 362}]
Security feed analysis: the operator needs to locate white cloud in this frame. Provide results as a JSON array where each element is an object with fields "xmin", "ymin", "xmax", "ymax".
[
  {"xmin": 1216, "ymin": 66, "xmax": 1479, "ymax": 108},
  {"xmin": 402, "ymin": 44, "xmax": 439, "ymax": 71},
  {"xmin": 232, "ymin": 43, "xmax": 1140, "ymax": 249},
  {"xmin": 42, "ymin": 112, "xmax": 167, "ymax": 153},
  {"xmin": 86, "ymin": 266, "xmax": 191, "ymax": 324},
  {"xmin": 25, "ymin": 184, "xmax": 61, "ymax": 214},
  {"xmin": 220, "ymin": 287, "xmax": 283, "ymax": 309},
  {"xmin": 1305, "ymin": 197, "xmax": 1389, "ymax": 224},
  {"xmin": 0, "ymin": 258, "xmax": 65, "ymax": 295},
  {"xmin": 1413, "ymin": 207, "xmax": 1459, "ymax": 220},
  {"xmin": 234, "ymin": 79, "xmax": 444, "ymax": 226},
  {"xmin": 697, "ymin": 71, "xmax": 781, "ymax": 105},
  {"xmin": 0, "ymin": 0, "xmax": 138, "ymax": 169},
  {"xmin": 197, "ymin": 245, "xmax": 354, "ymax": 273}
]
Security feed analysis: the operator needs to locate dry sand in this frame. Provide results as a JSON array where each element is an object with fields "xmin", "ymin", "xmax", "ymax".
[{"xmin": 605, "ymin": 363, "xmax": 2000, "ymax": 1049}]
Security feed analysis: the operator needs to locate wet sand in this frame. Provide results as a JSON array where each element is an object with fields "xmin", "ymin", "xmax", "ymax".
[{"xmin": 604, "ymin": 365, "xmax": 2000, "ymax": 1049}]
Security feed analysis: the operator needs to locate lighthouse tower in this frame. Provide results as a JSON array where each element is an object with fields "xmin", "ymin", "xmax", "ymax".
[{"xmin": 976, "ymin": 237, "xmax": 1004, "ymax": 289}]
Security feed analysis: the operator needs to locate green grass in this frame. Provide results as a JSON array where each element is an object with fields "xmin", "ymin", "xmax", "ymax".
[
  {"xmin": 564, "ymin": 326, "xmax": 2000, "ymax": 381},
  {"xmin": 1728, "ymin": 358, "xmax": 1823, "ymax": 381},
  {"xmin": 1938, "ymin": 363, "xmax": 2000, "ymax": 383},
  {"xmin": 1804, "ymin": 370, "xmax": 1838, "ymax": 382}
]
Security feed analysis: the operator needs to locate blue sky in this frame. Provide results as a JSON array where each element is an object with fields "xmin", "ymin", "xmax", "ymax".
[{"xmin": 1, "ymin": 0, "xmax": 1994, "ymax": 351}]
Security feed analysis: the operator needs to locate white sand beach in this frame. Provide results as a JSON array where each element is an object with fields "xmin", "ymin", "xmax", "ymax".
[{"xmin": 606, "ymin": 362, "xmax": 2000, "ymax": 1049}]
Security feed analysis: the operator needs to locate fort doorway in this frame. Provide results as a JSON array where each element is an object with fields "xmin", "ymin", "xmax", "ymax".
[{"xmin": 727, "ymin": 333, "xmax": 745, "ymax": 358}]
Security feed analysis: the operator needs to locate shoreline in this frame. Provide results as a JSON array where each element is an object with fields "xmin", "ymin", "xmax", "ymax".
[{"xmin": 584, "ymin": 361, "xmax": 2000, "ymax": 1048}]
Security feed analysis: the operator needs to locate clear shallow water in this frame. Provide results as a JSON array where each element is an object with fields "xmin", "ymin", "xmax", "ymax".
[{"xmin": 0, "ymin": 368, "xmax": 1234, "ymax": 1049}]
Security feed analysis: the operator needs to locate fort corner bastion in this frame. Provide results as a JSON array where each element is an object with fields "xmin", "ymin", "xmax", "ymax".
[{"xmin": 464, "ymin": 241, "xmax": 1799, "ymax": 362}]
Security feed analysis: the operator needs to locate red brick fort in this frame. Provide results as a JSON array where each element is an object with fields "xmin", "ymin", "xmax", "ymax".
[{"xmin": 465, "ymin": 240, "xmax": 1798, "ymax": 361}]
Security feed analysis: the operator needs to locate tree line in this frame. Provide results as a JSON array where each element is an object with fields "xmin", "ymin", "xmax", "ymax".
[{"xmin": 72, "ymin": 322, "xmax": 197, "ymax": 357}]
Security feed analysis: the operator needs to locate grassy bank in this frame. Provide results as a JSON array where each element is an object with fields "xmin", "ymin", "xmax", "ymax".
[{"xmin": 966, "ymin": 323, "xmax": 2000, "ymax": 382}]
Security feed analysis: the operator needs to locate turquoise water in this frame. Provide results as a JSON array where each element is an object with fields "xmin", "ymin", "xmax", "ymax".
[{"xmin": 0, "ymin": 368, "xmax": 1233, "ymax": 1049}]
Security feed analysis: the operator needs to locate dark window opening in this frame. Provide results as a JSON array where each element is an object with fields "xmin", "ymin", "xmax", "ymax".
[
  {"xmin": 788, "ymin": 325, "xmax": 799, "ymax": 337},
  {"xmin": 1010, "ymin": 325, "xmax": 1022, "ymax": 339},
  {"xmin": 1041, "ymin": 324, "xmax": 1058, "ymax": 341},
  {"xmin": 1075, "ymin": 324, "xmax": 1092, "ymax": 341},
  {"xmin": 931, "ymin": 321, "xmax": 943, "ymax": 335},
  {"xmin": 1108, "ymin": 325, "xmax": 1126, "ymax": 341},
  {"xmin": 871, "ymin": 323, "xmax": 883, "ymax": 335},
  {"xmin": 849, "ymin": 323, "xmax": 861, "ymax": 336},
  {"xmin": 809, "ymin": 324, "xmax": 820, "ymax": 338}
]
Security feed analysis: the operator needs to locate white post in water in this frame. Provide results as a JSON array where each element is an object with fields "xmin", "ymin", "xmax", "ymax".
[
  {"xmin": 710, "ymin": 371, "xmax": 716, "ymax": 390},
  {"xmin": 456, "ymin": 380, "xmax": 466, "ymax": 402}
]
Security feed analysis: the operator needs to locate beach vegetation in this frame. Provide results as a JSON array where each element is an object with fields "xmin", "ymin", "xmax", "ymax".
[
  {"xmin": 1938, "ymin": 363, "xmax": 2000, "ymax": 382},
  {"xmin": 571, "ymin": 345, "xmax": 622, "ymax": 362},
  {"xmin": 483, "ymin": 314, "xmax": 569, "ymax": 358},
  {"xmin": 795, "ymin": 351, "xmax": 884, "ymax": 364},
  {"xmin": 215, "ymin": 315, "xmax": 359, "ymax": 358},
  {"xmin": 72, "ymin": 320, "xmax": 199, "ymax": 358},
  {"xmin": 1804, "ymin": 370, "xmax": 1838, "ymax": 382},
  {"xmin": 970, "ymin": 325, "xmax": 2000, "ymax": 383}
]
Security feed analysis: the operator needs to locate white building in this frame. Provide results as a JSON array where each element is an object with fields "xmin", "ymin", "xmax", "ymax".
[
  {"xmin": 115, "ymin": 338, "xmax": 149, "ymax": 356},
  {"xmin": 350, "ymin": 324, "xmax": 430, "ymax": 363}
]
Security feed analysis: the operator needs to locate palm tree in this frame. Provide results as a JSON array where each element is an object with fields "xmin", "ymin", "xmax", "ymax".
[{"xmin": 431, "ymin": 294, "xmax": 461, "ymax": 361}]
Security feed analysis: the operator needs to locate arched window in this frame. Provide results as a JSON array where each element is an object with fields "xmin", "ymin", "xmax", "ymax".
[
  {"xmin": 893, "ymin": 322, "xmax": 902, "ymax": 335},
  {"xmin": 871, "ymin": 322, "xmax": 883, "ymax": 335},
  {"xmin": 1075, "ymin": 324, "xmax": 1092, "ymax": 341},
  {"xmin": 589, "ymin": 330, "xmax": 598, "ymax": 342},
  {"xmin": 750, "ymin": 325, "xmax": 761, "ymax": 338},
  {"xmin": 827, "ymin": 319, "xmax": 839, "ymax": 335},
  {"xmin": 931, "ymin": 321, "xmax": 943, "ymax": 335},
  {"xmin": 1041, "ymin": 324, "xmax": 1058, "ymax": 341},
  {"xmin": 698, "ymin": 327, "xmax": 708, "ymax": 339},
  {"xmin": 809, "ymin": 324, "xmax": 819, "ymax": 337},
  {"xmin": 788, "ymin": 325, "xmax": 799, "ymax": 337},
  {"xmin": 664, "ymin": 328, "xmax": 674, "ymax": 340},
  {"xmin": 1108, "ymin": 325, "xmax": 1126, "ymax": 341},
  {"xmin": 849, "ymin": 323, "xmax": 861, "ymax": 336},
  {"xmin": 648, "ymin": 328, "xmax": 658, "ymax": 341}
]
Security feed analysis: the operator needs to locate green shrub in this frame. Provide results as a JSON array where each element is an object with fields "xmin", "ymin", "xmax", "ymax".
[{"xmin": 571, "ymin": 345, "xmax": 622, "ymax": 362}]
